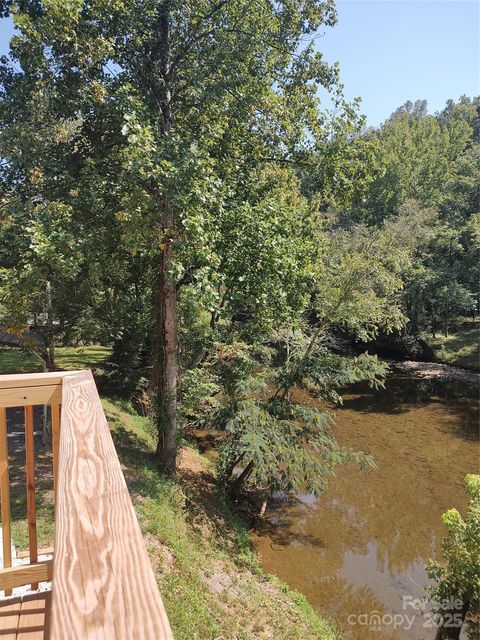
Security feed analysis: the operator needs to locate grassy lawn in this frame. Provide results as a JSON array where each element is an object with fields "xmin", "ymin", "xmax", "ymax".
[
  {"xmin": 0, "ymin": 344, "xmax": 111, "ymax": 375},
  {"xmin": 430, "ymin": 325, "xmax": 480, "ymax": 371}
]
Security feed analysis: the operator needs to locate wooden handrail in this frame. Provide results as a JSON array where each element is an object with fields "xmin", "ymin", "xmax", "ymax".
[
  {"xmin": 0, "ymin": 371, "xmax": 82, "ymax": 389},
  {"xmin": 51, "ymin": 371, "xmax": 172, "ymax": 639},
  {"xmin": 0, "ymin": 370, "xmax": 173, "ymax": 639}
]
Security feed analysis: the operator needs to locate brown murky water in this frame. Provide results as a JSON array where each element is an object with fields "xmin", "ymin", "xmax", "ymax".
[{"xmin": 251, "ymin": 374, "xmax": 479, "ymax": 640}]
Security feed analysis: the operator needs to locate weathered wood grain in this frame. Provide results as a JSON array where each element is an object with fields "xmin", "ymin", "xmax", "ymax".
[
  {"xmin": 51, "ymin": 370, "xmax": 173, "ymax": 640},
  {"xmin": 0, "ymin": 561, "xmax": 52, "ymax": 592},
  {"xmin": 24, "ymin": 406, "xmax": 38, "ymax": 590},
  {"xmin": 0, "ymin": 406, "xmax": 12, "ymax": 596}
]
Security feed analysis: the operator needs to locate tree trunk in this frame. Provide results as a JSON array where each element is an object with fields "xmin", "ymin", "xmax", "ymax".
[
  {"xmin": 44, "ymin": 343, "xmax": 55, "ymax": 372},
  {"xmin": 259, "ymin": 499, "xmax": 267, "ymax": 517},
  {"xmin": 152, "ymin": 246, "xmax": 178, "ymax": 476},
  {"xmin": 225, "ymin": 452, "xmax": 245, "ymax": 482},
  {"xmin": 35, "ymin": 332, "xmax": 54, "ymax": 372},
  {"xmin": 150, "ymin": 1, "xmax": 178, "ymax": 476},
  {"xmin": 229, "ymin": 460, "xmax": 254, "ymax": 498},
  {"xmin": 45, "ymin": 281, "xmax": 55, "ymax": 371},
  {"xmin": 430, "ymin": 303, "xmax": 437, "ymax": 339}
]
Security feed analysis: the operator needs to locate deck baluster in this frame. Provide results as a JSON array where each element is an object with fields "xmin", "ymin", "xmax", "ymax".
[
  {"xmin": 0, "ymin": 407, "xmax": 12, "ymax": 596},
  {"xmin": 51, "ymin": 405, "xmax": 60, "ymax": 500},
  {"xmin": 24, "ymin": 405, "xmax": 38, "ymax": 589}
]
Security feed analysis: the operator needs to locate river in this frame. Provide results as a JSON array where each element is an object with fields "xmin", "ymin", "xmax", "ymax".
[{"xmin": 250, "ymin": 373, "xmax": 479, "ymax": 639}]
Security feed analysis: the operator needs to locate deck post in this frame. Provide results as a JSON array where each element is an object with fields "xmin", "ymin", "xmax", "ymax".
[{"xmin": 0, "ymin": 407, "xmax": 12, "ymax": 596}]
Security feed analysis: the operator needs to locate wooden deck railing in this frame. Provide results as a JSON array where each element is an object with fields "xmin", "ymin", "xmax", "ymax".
[{"xmin": 0, "ymin": 370, "xmax": 173, "ymax": 639}]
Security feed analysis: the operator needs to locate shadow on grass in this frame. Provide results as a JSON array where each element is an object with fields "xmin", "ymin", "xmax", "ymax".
[
  {"xmin": 0, "ymin": 349, "xmax": 43, "ymax": 375},
  {"xmin": 55, "ymin": 346, "xmax": 111, "ymax": 372},
  {"xmin": 431, "ymin": 326, "xmax": 480, "ymax": 371},
  {"xmin": 0, "ymin": 345, "xmax": 111, "ymax": 376}
]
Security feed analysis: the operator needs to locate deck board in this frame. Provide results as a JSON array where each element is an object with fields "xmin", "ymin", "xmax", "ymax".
[
  {"xmin": 0, "ymin": 598, "xmax": 21, "ymax": 639},
  {"xmin": 0, "ymin": 593, "xmax": 50, "ymax": 639}
]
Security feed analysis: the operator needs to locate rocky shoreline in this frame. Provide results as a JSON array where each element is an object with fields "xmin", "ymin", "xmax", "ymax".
[{"xmin": 388, "ymin": 359, "xmax": 480, "ymax": 386}]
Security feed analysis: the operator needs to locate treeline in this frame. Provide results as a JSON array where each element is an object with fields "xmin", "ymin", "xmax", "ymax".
[
  {"xmin": 0, "ymin": 1, "xmax": 478, "ymax": 497},
  {"xmin": 355, "ymin": 98, "xmax": 479, "ymax": 341}
]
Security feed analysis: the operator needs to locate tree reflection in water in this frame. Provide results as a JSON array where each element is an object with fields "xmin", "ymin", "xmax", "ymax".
[{"xmin": 251, "ymin": 374, "xmax": 479, "ymax": 640}]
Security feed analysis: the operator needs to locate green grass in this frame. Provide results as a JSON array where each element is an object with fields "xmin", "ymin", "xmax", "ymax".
[
  {"xmin": 0, "ymin": 344, "xmax": 111, "ymax": 375},
  {"xmin": 0, "ymin": 348, "xmax": 42, "ymax": 374},
  {"xmin": 55, "ymin": 345, "xmax": 111, "ymax": 370},
  {"xmin": 430, "ymin": 325, "xmax": 480, "ymax": 371}
]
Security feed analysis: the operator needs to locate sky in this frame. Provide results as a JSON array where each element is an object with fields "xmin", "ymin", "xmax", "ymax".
[
  {"xmin": 316, "ymin": 0, "xmax": 479, "ymax": 126},
  {"xmin": 0, "ymin": 1, "xmax": 478, "ymax": 127}
]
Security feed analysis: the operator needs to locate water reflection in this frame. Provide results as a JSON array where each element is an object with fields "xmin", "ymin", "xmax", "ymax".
[{"xmin": 251, "ymin": 374, "xmax": 479, "ymax": 640}]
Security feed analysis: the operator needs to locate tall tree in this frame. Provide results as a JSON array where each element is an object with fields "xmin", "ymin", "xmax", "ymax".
[{"xmin": 1, "ymin": 0, "xmax": 363, "ymax": 475}]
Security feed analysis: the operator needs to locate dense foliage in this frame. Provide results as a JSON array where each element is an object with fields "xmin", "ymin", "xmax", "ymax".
[
  {"xmin": 358, "ymin": 98, "xmax": 480, "ymax": 340},
  {"xmin": 0, "ymin": 2, "xmax": 478, "ymax": 497},
  {"xmin": 427, "ymin": 474, "xmax": 480, "ymax": 640}
]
